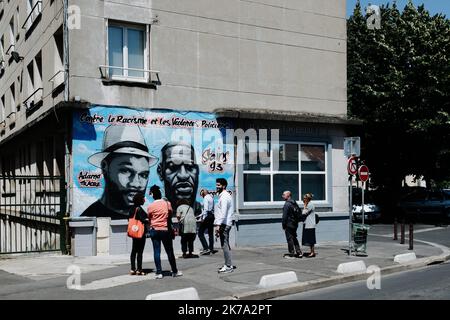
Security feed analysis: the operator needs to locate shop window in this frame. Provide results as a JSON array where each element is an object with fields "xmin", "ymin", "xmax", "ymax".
[{"xmin": 243, "ymin": 142, "xmax": 327, "ymax": 204}]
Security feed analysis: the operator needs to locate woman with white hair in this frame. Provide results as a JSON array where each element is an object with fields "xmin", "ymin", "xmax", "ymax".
[{"xmin": 302, "ymin": 193, "xmax": 317, "ymax": 257}]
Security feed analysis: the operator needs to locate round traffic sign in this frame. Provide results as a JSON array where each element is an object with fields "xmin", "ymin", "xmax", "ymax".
[
  {"xmin": 347, "ymin": 157, "xmax": 358, "ymax": 175},
  {"xmin": 358, "ymin": 165, "xmax": 369, "ymax": 182}
]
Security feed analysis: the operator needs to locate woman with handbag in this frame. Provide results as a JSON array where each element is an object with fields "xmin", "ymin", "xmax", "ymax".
[
  {"xmin": 128, "ymin": 192, "xmax": 149, "ymax": 275},
  {"xmin": 301, "ymin": 193, "xmax": 317, "ymax": 258},
  {"xmin": 176, "ymin": 199, "xmax": 198, "ymax": 258},
  {"xmin": 147, "ymin": 185, "xmax": 183, "ymax": 279}
]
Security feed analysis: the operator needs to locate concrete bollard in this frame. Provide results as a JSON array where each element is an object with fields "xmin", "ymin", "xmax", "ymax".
[
  {"xmin": 394, "ymin": 252, "xmax": 417, "ymax": 264},
  {"xmin": 336, "ymin": 261, "xmax": 367, "ymax": 274},
  {"xmin": 145, "ymin": 287, "xmax": 200, "ymax": 300},
  {"xmin": 258, "ymin": 271, "xmax": 298, "ymax": 288}
]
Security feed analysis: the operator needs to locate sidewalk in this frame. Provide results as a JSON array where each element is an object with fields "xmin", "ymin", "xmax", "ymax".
[{"xmin": 1, "ymin": 231, "xmax": 449, "ymax": 300}]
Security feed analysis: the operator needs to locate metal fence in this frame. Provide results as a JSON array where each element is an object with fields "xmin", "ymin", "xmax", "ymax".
[{"xmin": 0, "ymin": 176, "xmax": 67, "ymax": 254}]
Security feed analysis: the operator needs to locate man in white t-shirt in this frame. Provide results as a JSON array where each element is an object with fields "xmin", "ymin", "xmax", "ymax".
[{"xmin": 214, "ymin": 178, "xmax": 235, "ymax": 273}]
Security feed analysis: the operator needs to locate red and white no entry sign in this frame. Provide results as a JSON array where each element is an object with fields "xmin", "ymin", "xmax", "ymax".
[
  {"xmin": 347, "ymin": 156, "xmax": 358, "ymax": 175},
  {"xmin": 358, "ymin": 165, "xmax": 369, "ymax": 182}
]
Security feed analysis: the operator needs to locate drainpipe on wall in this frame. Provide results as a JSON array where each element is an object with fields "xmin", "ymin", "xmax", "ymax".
[
  {"xmin": 63, "ymin": 0, "xmax": 72, "ymax": 254},
  {"xmin": 63, "ymin": 0, "xmax": 69, "ymax": 102}
]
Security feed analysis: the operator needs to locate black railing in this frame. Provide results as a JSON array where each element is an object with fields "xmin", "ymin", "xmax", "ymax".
[
  {"xmin": 0, "ymin": 175, "xmax": 67, "ymax": 254},
  {"xmin": 22, "ymin": 1, "xmax": 42, "ymax": 30}
]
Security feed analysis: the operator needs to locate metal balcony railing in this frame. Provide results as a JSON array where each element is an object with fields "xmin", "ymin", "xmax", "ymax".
[
  {"xmin": 23, "ymin": 87, "xmax": 43, "ymax": 110},
  {"xmin": 22, "ymin": 1, "xmax": 42, "ymax": 30},
  {"xmin": 98, "ymin": 65, "xmax": 161, "ymax": 84}
]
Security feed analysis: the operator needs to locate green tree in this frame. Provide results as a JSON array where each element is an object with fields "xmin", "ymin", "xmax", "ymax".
[{"xmin": 348, "ymin": 0, "xmax": 450, "ymax": 194}]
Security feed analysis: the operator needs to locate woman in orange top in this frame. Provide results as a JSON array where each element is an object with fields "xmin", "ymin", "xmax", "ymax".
[{"xmin": 147, "ymin": 185, "xmax": 182, "ymax": 279}]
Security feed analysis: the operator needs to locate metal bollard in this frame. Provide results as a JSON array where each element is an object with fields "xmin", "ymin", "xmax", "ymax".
[
  {"xmin": 400, "ymin": 220, "xmax": 405, "ymax": 244},
  {"xmin": 409, "ymin": 223, "xmax": 414, "ymax": 250},
  {"xmin": 393, "ymin": 218, "xmax": 398, "ymax": 240}
]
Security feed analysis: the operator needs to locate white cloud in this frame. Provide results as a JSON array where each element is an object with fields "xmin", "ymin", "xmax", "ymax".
[
  {"xmin": 76, "ymin": 143, "xmax": 95, "ymax": 155},
  {"xmin": 72, "ymin": 186, "xmax": 101, "ymax": 217}
]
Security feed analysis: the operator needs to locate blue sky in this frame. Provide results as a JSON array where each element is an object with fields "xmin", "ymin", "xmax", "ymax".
[{"xmin": 347, "ymin": 0, "xmax": 450, "ymax": 17}]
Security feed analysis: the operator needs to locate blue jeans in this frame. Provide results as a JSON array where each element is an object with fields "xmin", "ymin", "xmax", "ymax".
[{"xmin": 150, "ymin": 229, "xmax": 178, "ymax": 275}]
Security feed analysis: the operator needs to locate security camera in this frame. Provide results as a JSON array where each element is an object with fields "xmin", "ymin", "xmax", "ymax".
[{"xmin": 11, "ymin": 51, "xmax": 24, "ymax": 63}]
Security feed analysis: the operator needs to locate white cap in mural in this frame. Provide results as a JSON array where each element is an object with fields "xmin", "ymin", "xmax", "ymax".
[{"xmin": 88, "ymin": 125, "xmax": 158, "ymax": 168}]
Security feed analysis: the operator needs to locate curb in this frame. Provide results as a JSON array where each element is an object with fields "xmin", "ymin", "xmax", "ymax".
[{"xmin": 216, "ymin": 253, "xmax": 450, "ymax": 300}]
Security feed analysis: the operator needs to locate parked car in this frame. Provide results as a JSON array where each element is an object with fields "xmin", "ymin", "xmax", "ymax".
[
  {"xmin": 352, "ymin": 189, "xmax": 382, "ymax": 223},
  {"xmin": 397, "ymin": 189, "xmax": 450, "ymax": 223}
]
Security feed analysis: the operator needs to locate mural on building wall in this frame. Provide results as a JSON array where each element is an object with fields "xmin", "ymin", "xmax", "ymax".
[{"xmin": 72, "ymin": 106, "xmax": 234, "ymax": 219}]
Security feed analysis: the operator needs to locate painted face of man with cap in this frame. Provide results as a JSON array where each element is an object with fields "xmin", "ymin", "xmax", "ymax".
[
  {"xmin": 81, "ymin": 125, "xmax": 157, "ymax": 219},
  {"xmin": 101, "ymin": 153, "xmax": 150, "ymax": 211}
]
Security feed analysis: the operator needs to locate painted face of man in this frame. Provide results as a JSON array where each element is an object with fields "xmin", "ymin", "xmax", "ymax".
[
  {"xmin": 159, "ymin": 144, "xmax": 199, "ymax": 204},
  {"xmin": 103, "ymin": 154, "xmax": 150, "ymax": 208},
  {"xmin": 216, "ymin": 182, "xmax": 224, "ymax": 194}
]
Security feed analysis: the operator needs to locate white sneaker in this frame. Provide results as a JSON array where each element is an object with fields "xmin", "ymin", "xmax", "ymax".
[
  {"xmin": 172, "ymin": 271, "xmax": 183, "ymax": 277},
  {"xmin": 218, "ymin": 265, "xmax": 234, "ymax": 274},
  {"xmin": 155, "ymin": 274, "xmax": 163, "ymax": 279}
]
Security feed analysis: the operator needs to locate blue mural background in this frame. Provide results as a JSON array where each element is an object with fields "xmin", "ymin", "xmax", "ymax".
[{"xmin": 72, "ymin": 105, "xmax": 235, "ymax": 217}]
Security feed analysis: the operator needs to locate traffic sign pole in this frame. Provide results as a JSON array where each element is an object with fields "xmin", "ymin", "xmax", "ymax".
[
  {"xmin": 349, "ymin": 175, "xmax": 353, "ymax": 256},
  {"xmin": 362, "ymin": 182, "xmax": 365, "ymax": 225},
  {"xmin": 358, "ymin": 165, "xmax": 369, "ymax": 226}
]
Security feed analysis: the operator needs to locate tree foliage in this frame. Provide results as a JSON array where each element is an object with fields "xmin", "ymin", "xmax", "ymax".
[{"xmin": 348, "ymin": 0, "xmax": 450, "ymax": 190}]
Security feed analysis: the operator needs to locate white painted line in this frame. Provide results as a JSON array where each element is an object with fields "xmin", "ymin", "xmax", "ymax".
[
  {"xmin": 146, "ymin": 287, "xmax": 200, "ymax": 300},
  {"xmin": 258, "ymin": 271, "xmax": 298, "ymax": 288},
  {"xmin": 74, "ymin": 274, "xmax": 152, "ymax": 291},
  {"xmin": 371, "ymin": 233, "xmax": 450, "ymax": 255},
  {"xmin": 336, "ymin": 261, "xmax": 367, "ymax": 274},
  {"xmin": 394, "ymin": 252, "xmax": 417, "ymax": 264},
  {"xmin": 379, "ymin": 226, "xmax": 447, "ymax": 237}
]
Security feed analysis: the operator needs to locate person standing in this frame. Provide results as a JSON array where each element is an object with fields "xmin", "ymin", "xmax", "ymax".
[
  {"xmin": 176, "ymin": 199, "xmax": 198, "ymax": 258},
  {"xmin": 302, "ymin": 193, "xmax": 317, "ymax": 258},
  {"xmin": 281, "ymin": 191, "xmax": 303, "ymax": 259},
  {"xmin": 129, "ymin": 192, "xmax": 149, "ymax": 275},
  {"xmin": 147, "ymin": 185, "xmax": 183, "ymax": 279},
  {"xmin": 214, "ymin": 178, "xmax": 235, "ymax": 274},
  {"xmin": 198, "ymin": 189, "xmax": 216, "ymax": 255}
]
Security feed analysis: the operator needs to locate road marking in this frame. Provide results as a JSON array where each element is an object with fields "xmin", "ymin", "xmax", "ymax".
[
  {"xmin": 72, "ymin": 274, "xmax": 153, "ymax": 291},
  {"xmin": 378, "ymin": 226, "xmax": 447, "ymax": 237},
  {"xmin": 371, "ymin": 233, "xmax": 450, "ymax": 255}
]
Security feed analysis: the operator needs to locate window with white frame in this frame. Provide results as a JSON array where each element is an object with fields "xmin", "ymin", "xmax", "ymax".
[
  {"xmin": 9, "ymin": 83, "xmax": 15, "ymax": 113},
  {"xmin": 0, "ymin": 35, "xmax": 5, "ymax": 66},
  {"xmin": 243, "ymin": 142, "xmax": 327, "ymax": 204},
  {"xmin": 107, "ymin": 22, "xmax": 148, "ymax": 81},
  {"xmin": 1, "ymin": 95, "xmax": 5, "ymax": 123},
  {"xmin": 26, "ymin": 0, "xmax": 42, "ymax": 30},
  {"xmin": 15, "ymin": 6, "xmax": 20, "ymax": 39},
  {"xmin": 9, "ymin": 16, "xmax": 15, "ymax": 47}
]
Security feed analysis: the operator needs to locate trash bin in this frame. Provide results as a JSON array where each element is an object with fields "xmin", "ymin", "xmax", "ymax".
[
  {"xmin": 69, "ymin": 217, "xmax": 97, "ymax": 256},
  {"xmin": 352, "ymin": 223, "xmax": 370, "ymax": 255}
]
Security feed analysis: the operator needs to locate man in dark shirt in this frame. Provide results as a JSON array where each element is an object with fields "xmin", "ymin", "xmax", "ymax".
[
  {"xmin": 281, "ymin": 191, "xmax": 303, "ymax": 258},
  {"xmin": 81, "ymin": 125, "xmax": 158, "ymax": 219}
]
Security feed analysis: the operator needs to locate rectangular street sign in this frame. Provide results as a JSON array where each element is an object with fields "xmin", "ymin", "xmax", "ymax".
[{"xmin": 344, "ymin": 137, "xmax": 361, "ymax": 158}]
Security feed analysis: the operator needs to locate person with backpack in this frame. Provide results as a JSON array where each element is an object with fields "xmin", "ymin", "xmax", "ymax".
[
  {"xmin": 302, "ymin": 193, "xmax": 317, "ymax": 258},
  {"xmin": 281, "ymin": 191, "xmax": 303, "ymax": 259}
]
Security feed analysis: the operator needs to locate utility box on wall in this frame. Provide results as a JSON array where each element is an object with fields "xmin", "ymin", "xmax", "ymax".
[
  {"xmin": 69, "ymin": 217, "xmax": 97, "ymax": 256},
  {"xmin": 110, "ymin": 219, "xmax": 131, "ymax": 255}
]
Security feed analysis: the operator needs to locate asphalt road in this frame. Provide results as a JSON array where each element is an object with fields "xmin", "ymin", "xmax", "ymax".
[{"xmin": 274, "ymin": 261, "xmax": 450, "ymax": 300}]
